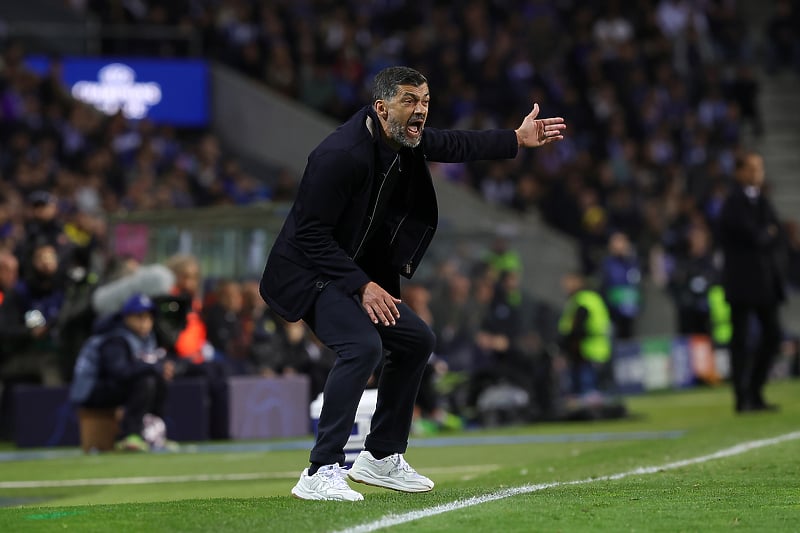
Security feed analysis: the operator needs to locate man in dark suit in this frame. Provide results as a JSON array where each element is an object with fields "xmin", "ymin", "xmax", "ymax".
[
  {"xmin": 260, "ymin": 66, "xmax": 566, "ymax": 500},
  {"xmin": 718, "ymin": 151, "xmax": 786, "ymax": 413}
]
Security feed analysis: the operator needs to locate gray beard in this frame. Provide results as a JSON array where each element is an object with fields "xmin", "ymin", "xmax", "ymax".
[{"xmin": 388, "ymin": 118, "xmax": 422, "ymax": 148}]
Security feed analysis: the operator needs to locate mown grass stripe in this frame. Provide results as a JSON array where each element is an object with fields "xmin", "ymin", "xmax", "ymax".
[
  {"xmin": 0, "ymin": 430, "xmax": 686, "ymax": 463},
  {"xmin": 334, "ymin": 430, "xmax": 800, "ymax": 533},
  {"xmin": 0, "ymin": 464, "xmax": 500, "ymax": 489}
]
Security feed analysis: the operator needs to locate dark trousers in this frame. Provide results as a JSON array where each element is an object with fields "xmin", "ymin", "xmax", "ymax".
[
  {"xmin": 305, "ymin": 284, "xmax": 434, "ymax": 467},
  {"xmin": 83, "ymin": 373, "xmax": 167, "ymax": 437},
  {"xmin": 728, "ymin": 302, "xmax": 781, "ymax": 408}
]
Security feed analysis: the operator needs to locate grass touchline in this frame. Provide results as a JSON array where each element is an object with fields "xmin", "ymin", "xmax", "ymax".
[{"xmin": 333, "ymin": 430, "xmax": 800, "ymax": 533}]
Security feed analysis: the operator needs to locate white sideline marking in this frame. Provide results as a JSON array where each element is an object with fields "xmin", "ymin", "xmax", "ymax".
[
  {"xmin": 0, "ymin": 464, "xmax": 499, "ymax": 489},
  {"xmin": 334, "ymin": 431, "xmax": 800, "ymax": 533}
]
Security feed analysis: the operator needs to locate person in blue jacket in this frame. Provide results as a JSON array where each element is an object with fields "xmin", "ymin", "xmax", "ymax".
[
  {"xmin": 259, "ymin": 66, "xmax": 566, "ymax": 500},
  {"xmin": 70, "ymin": 293, "xmax": 174, "ymax": 451}
]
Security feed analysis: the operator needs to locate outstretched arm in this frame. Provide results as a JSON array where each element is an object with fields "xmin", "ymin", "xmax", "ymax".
[{"xmin": 515, "ymin": 103, "xmax": 566, "ymax": 147}]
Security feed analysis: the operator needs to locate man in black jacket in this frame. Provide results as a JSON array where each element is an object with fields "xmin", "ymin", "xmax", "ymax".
[
  {"xmin": 718, "ymin": 151, "xmax": 786, "ymax": 413},
  {"xmin": 260, "ymin": 66, "xmax": 566, "ymax": 501}
]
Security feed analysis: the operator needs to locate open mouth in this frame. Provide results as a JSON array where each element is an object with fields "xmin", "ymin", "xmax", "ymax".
[{"xmin": 406, "ymin": 117, "xmax": 424, "ymax": 137}]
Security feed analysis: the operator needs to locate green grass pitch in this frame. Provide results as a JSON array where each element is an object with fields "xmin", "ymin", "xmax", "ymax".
[{"xmin": 0, "ymin": 380, "xmax": 798, "ymax": 532}]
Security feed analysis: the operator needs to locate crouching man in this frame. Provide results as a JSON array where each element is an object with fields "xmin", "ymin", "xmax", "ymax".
[{"xmin": 70, "ymin": 293, "xmax": 175, "ymax": 451}]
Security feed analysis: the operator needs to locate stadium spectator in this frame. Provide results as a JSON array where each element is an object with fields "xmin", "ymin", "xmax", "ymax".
[
  {"xmin": 764, "ymin": 0, "xmax": 800, "ymax": 74},
  {"xmin": 429, "ymin": 269, "xmax": 484, "ymax": 375},
  {"xmin": 203, "ymin": 278, "xmax": 248, "ymax": 373},
  {"xmin": 599, "ymin": 231, "xmax": 642, "ymax": 340},
  {"xmin": 239, "ymin": 280, "xmax": 286, "ymax": 377},
  {"xmin": 273, "ymin": 318, "xmax": 336, "ymax": 401},
  {"xmin": 246, "ymin": 314, "xmax": 284, "ymax": 377},
  {"xmin": 467, "ymin": 269, "xmax": 548, "ymax": 425},
  {"xmin": 0, "ymin": 246, "xmax": 63, "ymax": 425},
  {"xmin": 667, "ymin": 224, "xmax": 724, "ymax": 339},
  {"xmin": 17, "ymin": 191, "xmax": 67, "ymax": 266},
  {"xmin": 12, "ymin": 242, "xmax": 65, "ymax": 373},
  {"xmin": 399, "ymin": 282, "xmax": 461, "ymax": 435}
]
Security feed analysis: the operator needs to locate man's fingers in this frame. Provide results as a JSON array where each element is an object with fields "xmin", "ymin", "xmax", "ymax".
[
  {"xmin": 364, "ymin": 300, "xmax": 393, "ymax": 326},
  {"xmin": 373, "ymin": 299, "xmax": 400, "ymax": 325},
  {"xmin": 387, "ymin": 300, "xmax": 400, "ymax": 320},
  {"xmin": 540, "ymin": 117, "xmax": 565, "ymax": 125},
  {"xmin": 380, "ymin": 300, "xmax": 399, "ymax": 325},
  {"xmin": 366, "ymin": 307, "xmax": 379, "ymax": 324}
]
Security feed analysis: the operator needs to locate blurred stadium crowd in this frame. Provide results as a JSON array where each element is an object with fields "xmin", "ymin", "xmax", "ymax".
[
  {"xmin": 2, "ymin": 1, "xmax": 800, "ymax": 437},
  {"xmin": 70, "ymin": 0, "xmax": 800, "ymax": 278}
]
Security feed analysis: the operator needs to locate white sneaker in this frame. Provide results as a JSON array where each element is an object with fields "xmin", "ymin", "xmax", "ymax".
[
  {"xmin": 291, "ymin": 465, "xmax": 364, "ymax": 501},
  {"xmin": 348, "ymin": 451, "xmax": 434, "ymax": 493}
]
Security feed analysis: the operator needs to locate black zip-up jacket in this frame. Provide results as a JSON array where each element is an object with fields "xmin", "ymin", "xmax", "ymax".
[
  {"xmin": 260, "ymin": 106, "xmax": 518, "ymax": 321},
  {"xmin": 718, "ymin": 185, "xmax": 786, "ymax": 307}
]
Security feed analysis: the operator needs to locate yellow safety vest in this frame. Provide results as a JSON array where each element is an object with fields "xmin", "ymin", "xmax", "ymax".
[
  {"xmin": 708, "ymin": 285, "xmax": 731, "ymax": 345},
  {"xmin": 558, "ymin": 290, "xmax": 612, "ymax": 363}
]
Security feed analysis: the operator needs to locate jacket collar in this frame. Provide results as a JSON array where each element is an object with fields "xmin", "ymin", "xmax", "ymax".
[{"xmin": 364, "ymin": 106, "xmax": 381, "ymax": 143}]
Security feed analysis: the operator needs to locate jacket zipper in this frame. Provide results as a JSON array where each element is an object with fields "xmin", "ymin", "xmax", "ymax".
[{"xmin": 352, "ymin": 153, "xmax": 398, "ymax": 260}]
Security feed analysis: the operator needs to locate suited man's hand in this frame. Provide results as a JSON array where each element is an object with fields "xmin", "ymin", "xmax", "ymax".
[
  {"xmin": 360, "ymin": 281, "xmax": 401, "ymax": 326},
  {"xmin": 515, "ymin": 103, "xmax": 566, "ymax": 147}
]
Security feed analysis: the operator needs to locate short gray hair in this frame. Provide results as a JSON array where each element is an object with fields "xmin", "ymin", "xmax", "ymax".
[{"xmin": 372, "ymin": 66, "xmax": 428, "ymax": 102}]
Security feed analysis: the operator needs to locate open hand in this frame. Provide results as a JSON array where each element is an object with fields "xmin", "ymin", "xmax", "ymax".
[{"xmin": 515, "ymin": 103, "xmax": 566, "ymax": 147}]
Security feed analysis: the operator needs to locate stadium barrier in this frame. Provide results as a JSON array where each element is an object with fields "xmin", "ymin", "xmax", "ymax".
[
  {"xmin": 9, "ymin": 375, "xmax": 311, "ymax": 449},
  {"xmin": 226, "ymin": 374, "xmax": 310, "ymax": 440},
  {"xmin": 612, "ymin": 335, "xmax": 730, "ymax": 395},
  {"xmin": 11, "ymin": 379, "xmax": 210, "ymax": 448}
]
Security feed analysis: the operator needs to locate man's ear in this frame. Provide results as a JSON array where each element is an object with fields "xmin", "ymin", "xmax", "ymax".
[{"xmin": 375, "ymin": 100, "xmax": 388, "ymax": 119}]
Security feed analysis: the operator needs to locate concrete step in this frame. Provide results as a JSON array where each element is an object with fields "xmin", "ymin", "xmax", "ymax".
[
  {"xmin": 760, "ymin": 112, "xmax": 800, "ymax": 123},
  {"xmin": 760, "ymin": 152, "xmax": 800, "ymax": 161},
  {"xmin": 759, "ymin": 140, "xmax": 800, "ymax": 152}
]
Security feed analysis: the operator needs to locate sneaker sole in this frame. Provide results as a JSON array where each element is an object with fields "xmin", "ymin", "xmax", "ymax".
[
  {"xmin": 290, "ymin": 487, "xmax": 364, "ymax": 501},
  {"xmin": 347, "ymin": 472, "xmax": 433, "ymax": 493}
]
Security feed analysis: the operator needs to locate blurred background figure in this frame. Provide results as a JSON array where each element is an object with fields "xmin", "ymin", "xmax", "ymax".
[
  {"xmin": 718, "ymin": 151, "xmax": 786, "ymax": 413},
  {"xmin": 273, "ymin": 319, "xmax": 335, "ymax": 402},
  {"xmin": 401, "ymin": 282, "xmax": 462, "ymax": 435},
  {"xmin": 558, "ymin": 272, "xmax": 613, "ymax": 396},
  {"xmin": 69, "ymin": 293, "xmax": 175, "ymax": 452},
  {"xmin": 164, "ymin": 253, "xmax": 229, "ymax": 439},
  {"xmin": 557, "ymin": 272, "xmax": 625, "ymax": 419},
  {"xmin": 599, "ymin": 231, "xmax": 642, "ymax": 340},
  {"xmin": 667, "ymin": 224, "xmax": 729, "ymax": 344},
  {"xmin": 203, "ymin": 279, "xmax": 248, "ymax": 373}
]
